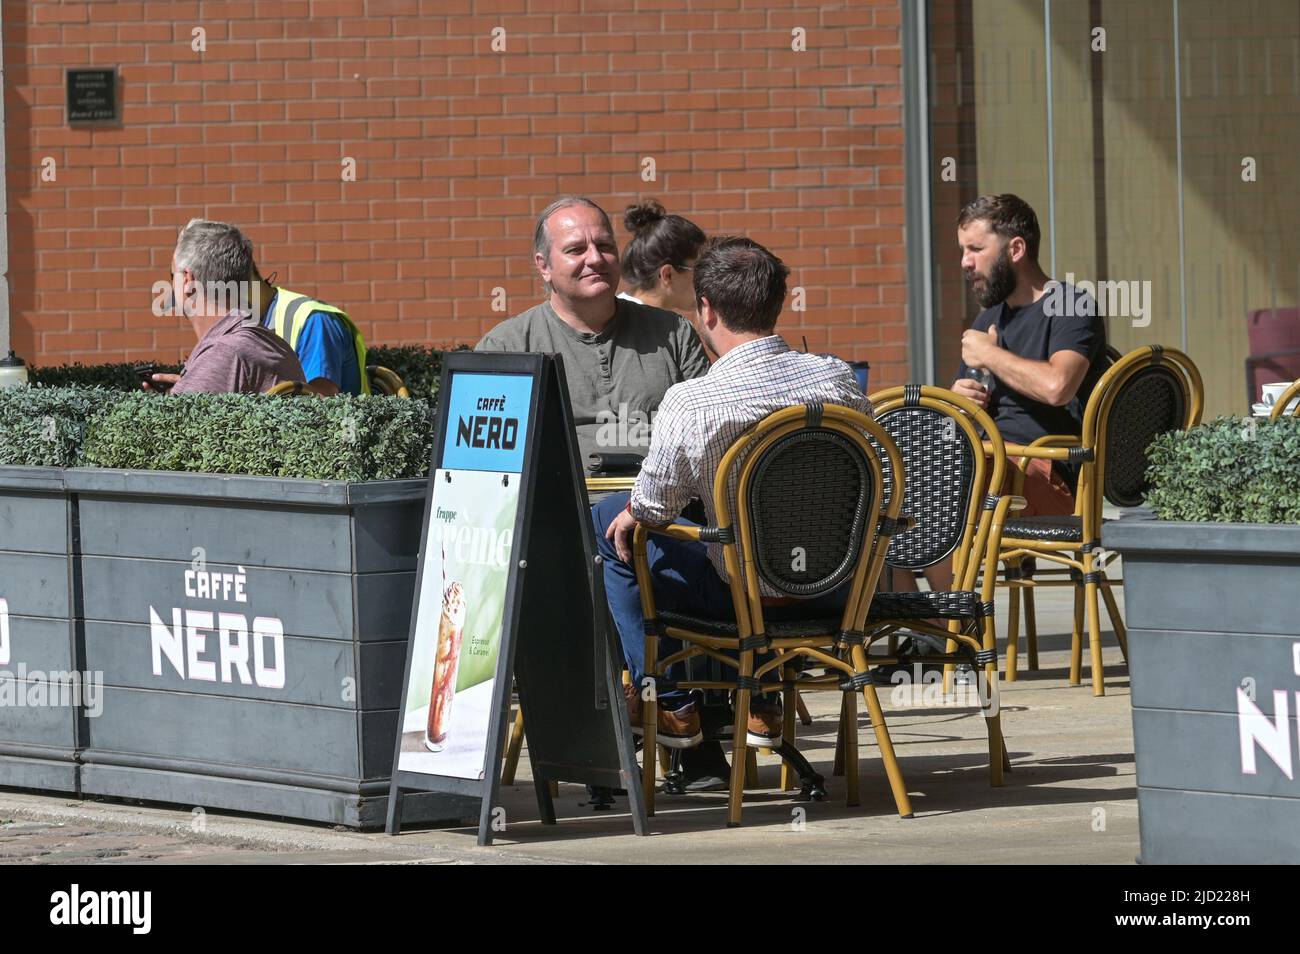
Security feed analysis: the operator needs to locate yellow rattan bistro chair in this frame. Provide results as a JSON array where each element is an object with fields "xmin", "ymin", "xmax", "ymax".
[
  {"xmin": 265, "ymin": 379, "xmax": 311, "ymax": 397},
  {"xmin": 846, "ymin": 385, "xmax": 1019, "ymax": 785},
  {"xmin": 633, "ymin": 403, "xmax": 913, "ymax": 827},
  {"xmin": 994, "ymin": 345, "xmax": 1203, "ymax": 695},
  {"xmin": 366, "ymin": 365, "xmax": 411, "ymax": 398},
  {"xmin": 1267, "ymin": 379, "xmax": 1300, "ymax": 420}
]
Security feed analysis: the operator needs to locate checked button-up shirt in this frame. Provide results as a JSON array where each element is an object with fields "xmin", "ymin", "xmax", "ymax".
[{"xmin": 629, "ymin": 335, "xmax": 873, "ymax": 595}]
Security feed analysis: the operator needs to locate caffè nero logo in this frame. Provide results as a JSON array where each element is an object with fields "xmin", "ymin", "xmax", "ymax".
[{"xmin": 149, "ymin": 563, "xmax": 285, "ymax": 689}]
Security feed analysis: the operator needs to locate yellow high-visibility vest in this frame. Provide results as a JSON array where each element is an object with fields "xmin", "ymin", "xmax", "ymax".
[{"xmin": 267, "ymin": 289, "xmax": 370, "ymax": 395}]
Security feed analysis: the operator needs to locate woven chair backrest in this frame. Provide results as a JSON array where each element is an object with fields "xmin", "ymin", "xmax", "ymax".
[
  {"xmin": 744, "ymin": 427, "xmax": 876, "ymax": 599},
  {"xmin": 870, "ymin": 404, "xmax": 977, "ymax": 570},
  {"xmin": 1101, "ymin": 363, "xmax": 1189, "ymax": 507}
]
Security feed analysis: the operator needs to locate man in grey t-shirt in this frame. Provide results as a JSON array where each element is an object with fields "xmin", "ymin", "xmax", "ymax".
[{"xmin": 476, "ymin": 196, "xmax": 710, "ymax": 471}]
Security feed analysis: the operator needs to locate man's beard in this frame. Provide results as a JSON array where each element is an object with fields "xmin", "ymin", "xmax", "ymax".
[{"xmin": 967, "ymin": 249, "xmax": 1017, "ymax": 309}]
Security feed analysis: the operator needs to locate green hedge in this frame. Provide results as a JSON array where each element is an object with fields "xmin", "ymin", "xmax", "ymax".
[
  {"xmin": 0, "ymin": 387, "xmax": 132, "ymax": 467},
  {"xmin": 1146, "ymin": 416, "xmax": 1300, "ymax": 523},
  {"xmin": 0, "ymin": 386, "xmax": 433, "ymax": 480},
  {"xmin": 28, "ymin": 362, "xmax": 181, "ymax": 391},
  {"xmin": 28, "ymin": 345, "xmax": 469, "ymax": 401}
]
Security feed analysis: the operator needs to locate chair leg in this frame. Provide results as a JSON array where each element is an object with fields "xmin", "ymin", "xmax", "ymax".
[
  {"xmin": 850, "ymin": 645, "xmax": 913, "ymax": 818},
  {"xmin": 796, "ymin": 692, "xmax": 813, "ymax": 726},
  {"xmin": 657, "ymin": 746, "xmax": 670, "ymax": 775},
  {"xmin": 1086, "ymin": 576, "xmax": 1105, "ymax": 697},
  {"xmin": 501, "ymin": 706, "xmax": 526, "ymax": 785},
  {"xmin": 779, "ymin": 665, "xmax": 798, "ymax": 791},
  {"xmin": 1005, "ymin": 580, "xmax": 1021, "ymax": 682},
  {"xmin": 1101, "ymin": 580, "xmax": 1128, "ymax": 664},
  {"xmin": 832, "ymin": 693, "xmax": 847, "ymax": 777},
  {"xmin": 1024, "ymin": 586, "xmax": 1039, "ymax": 671},
  {"xmin": 1069, "ymin": 585, "xmax": 1084, "ymax": 686},
  {"xmin": 745, "ymin": 749, "xmax": 758, "ymax": 789},
  {"xmin": 641, "ymin": 646, "xmax": 659, "ymax": 817},
  {"xmin": 942, "ymin": 630, "xmax": 958, "ymax": 696},
  {"xmin": 727, "ymin": 651, "xmax": 755, "ymax": 827},
  {"xmin": 981, "ymin": 620, "xmax": 1004, "ymax": 787},
  {"xmin": 844, "ymin": 691, "xmax": 860, "ymax": 808}
]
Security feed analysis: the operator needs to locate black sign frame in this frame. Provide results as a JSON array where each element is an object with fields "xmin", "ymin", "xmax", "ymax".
[
  {"xmin": 66, "ymin": 68, "xmax": 120, "ymax": 126},
  {"xmin": 385, "ymin": 351, "xmax": 646, "ymax": 844}
]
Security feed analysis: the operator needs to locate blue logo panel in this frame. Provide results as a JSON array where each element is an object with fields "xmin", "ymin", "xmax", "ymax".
[{"xmin": 441, "ymin": 372, "xmax": 534, "ymax": 473}]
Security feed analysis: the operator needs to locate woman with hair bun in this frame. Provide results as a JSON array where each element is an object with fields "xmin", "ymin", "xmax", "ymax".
[{"xmin": 618, "ymin": 199, "xmax": 707, "ymax": 322}]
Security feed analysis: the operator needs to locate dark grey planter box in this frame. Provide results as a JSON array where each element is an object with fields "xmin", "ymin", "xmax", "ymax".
[
  {"xmin": 1103, "ymin": 515, "xmax": 1300, "ymax": 864},
  {"xmin": 0, "ymin": 466, "xmax": 79, "ymax": 793},
  {"xmin": 63, "ymin": 468, "xmax": 462, "ymax": 829}
]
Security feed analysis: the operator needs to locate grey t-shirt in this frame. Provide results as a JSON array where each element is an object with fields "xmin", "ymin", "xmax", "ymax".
[{"xmin": 476, "ymin": 298, "xmax": 710, "ymax": 470}]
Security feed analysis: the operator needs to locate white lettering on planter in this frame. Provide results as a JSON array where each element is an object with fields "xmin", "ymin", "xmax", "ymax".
[
  {"xmin": 150, "ymin": 565, "xmax": 281, "ymax": 688},
  {"xmin": 182, "ymin": 567, "xmax": 248, "ymax": 603},
  {"xmin": 1237, "ymin": 688, "xmax": 1293, "ymax": 779},
  {"xmin": 150, "ymin": 607, "xmax": 185, "ymax": 678},
  {"xmin": 1293, "ymin": 642, "xmax": 1300, "ymax": 677},
  {"xmin": 252, "ymin": 617, "xmax": 285, "ymax": 690},
  {"xmin": 0, "ymin": 597, "xmax": 10, "ymax": 666},
  {"xmin": 184, "ymin": 610, "xmax": 218, "ymax": 683},
  {"xmin": 218, "ymin": 612, "xmax": 251, "ymax": 685}
]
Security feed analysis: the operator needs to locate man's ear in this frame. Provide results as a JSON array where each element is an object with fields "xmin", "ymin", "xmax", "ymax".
[
  {"xmin": 697, "ymin": 296, "xmax": 714, "ymax": 328},
  {"xmin": 1007, "ymin": 236, "xmax": 1027, "ymax": 265},
  {"xmin": 534, "ymin": 251, "xmax": 551, "ymax": 284}
]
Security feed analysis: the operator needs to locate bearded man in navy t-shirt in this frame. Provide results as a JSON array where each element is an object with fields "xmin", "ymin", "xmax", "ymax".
[
  {"xmin": 889, "ymin": 194, "xmax": 1107, "ymax": 602},
  {"xmin": 952, "ymin": 193, "xmax": 1107, "ymax": 518}
]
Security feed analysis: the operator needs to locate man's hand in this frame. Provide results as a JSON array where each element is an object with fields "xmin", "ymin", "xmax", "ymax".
[
  {"xmin": 605, "ymin": 506, "xmax": 639, "ymax": 564},
  {"xmin": 951, "ymin": 377, "xmax": 990, "ymax": 408},
  {"xmin": 142, "ymin": 373, "xmax": 180, "ymax": 393},
  {"xmin": 960, "ymin": 325, "xmax": 999, "ymax": 369}
]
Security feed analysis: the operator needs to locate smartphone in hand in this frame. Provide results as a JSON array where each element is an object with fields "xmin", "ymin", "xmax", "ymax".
[{"xmin": 135, "ymin": 363, "xmax": 173, "ymax": 392}]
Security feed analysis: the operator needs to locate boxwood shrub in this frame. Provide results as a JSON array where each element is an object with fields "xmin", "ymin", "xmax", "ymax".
[
  {"xmin": 1145, "ymin": 416, "xmax": 1300, "ymax": 523},
  {"xmin": 81, "ymin": 392, "xmax": 434, "ymax": 481},
  {"xmin": 0, "ymin": 386, "xmax": 131, "ymax": 467},
  {"xmin": 28, "ymin": 362, "xmax": 181, "ymax": 391},
  {"xmin": 29, "ymin": 344, "xmax": 469, "ymax": 401}
]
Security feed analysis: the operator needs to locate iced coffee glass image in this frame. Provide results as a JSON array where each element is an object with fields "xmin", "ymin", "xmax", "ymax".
[{"xmin": 425, "ymin": 581, "xmax": 467, "ymax": 752}]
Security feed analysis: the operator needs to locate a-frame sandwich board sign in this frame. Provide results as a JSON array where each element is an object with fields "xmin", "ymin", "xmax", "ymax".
[{"xmin": 385, "ymin": 351, "xmax": 646, "ymax": 844}]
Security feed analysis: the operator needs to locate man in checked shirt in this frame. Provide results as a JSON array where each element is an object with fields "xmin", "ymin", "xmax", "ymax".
[{"xmin": 593, "ymin": 236, "xmax": 872, "ymax": 774}]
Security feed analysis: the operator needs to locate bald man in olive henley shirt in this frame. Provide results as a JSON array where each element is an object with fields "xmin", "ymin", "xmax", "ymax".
[{"xmin": 476, "ymin": 198, "xmax": 709, "ymax": 470}]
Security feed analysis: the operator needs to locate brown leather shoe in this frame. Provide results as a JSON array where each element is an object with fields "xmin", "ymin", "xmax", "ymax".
[
  {"xmin": 626, "ymin": 683, "xmax": 703, "ymax": 749},
  {"xmin": 746, "ymin": 702, "xmax": 783, "ymax": 748},
  {"xmin": 654, "ymin": 701, "xmax": 703, "ymax": 749}
]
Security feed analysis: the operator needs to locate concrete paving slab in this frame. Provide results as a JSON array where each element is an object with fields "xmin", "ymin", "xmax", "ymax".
[{"xmin": 0, "ymin": 584, "xmax": 1138, "ymax": 864}]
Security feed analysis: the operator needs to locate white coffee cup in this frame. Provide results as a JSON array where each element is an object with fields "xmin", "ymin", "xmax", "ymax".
[{"xmin": 1261, "ymin": 382, "xmax": 1292, "ymax": 407}]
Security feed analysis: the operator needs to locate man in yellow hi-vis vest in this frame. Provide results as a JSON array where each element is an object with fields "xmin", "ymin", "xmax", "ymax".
[{"xmin": 252, "ymin": 266, "xmax": 369, "ymax": 396}]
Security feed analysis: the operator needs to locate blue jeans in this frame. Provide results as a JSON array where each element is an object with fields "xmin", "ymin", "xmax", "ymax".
[{"xmin": 592, "ymin": 493, "xmax": 852, "ymax": 710}]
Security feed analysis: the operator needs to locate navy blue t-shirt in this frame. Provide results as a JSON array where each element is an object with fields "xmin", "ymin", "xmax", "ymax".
[{"xmin": 957, "ymin": 283, "xmax": 1108, "ymax": 448}]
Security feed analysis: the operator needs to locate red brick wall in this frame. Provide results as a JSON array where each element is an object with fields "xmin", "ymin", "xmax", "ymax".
[{"xmin": 3, "ymin": 0, "xmax": 908, "ymax": 386}]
